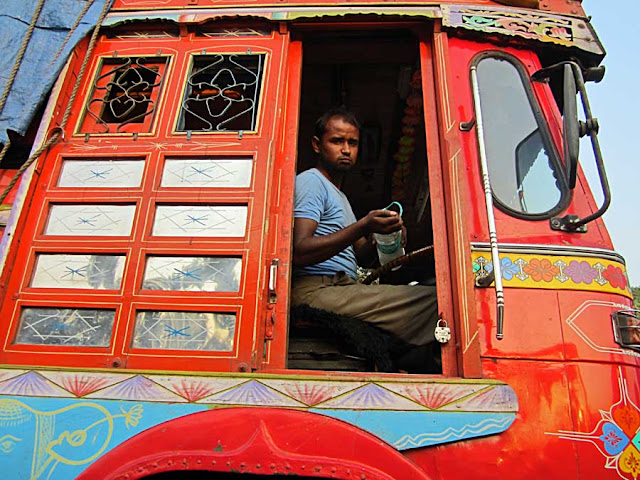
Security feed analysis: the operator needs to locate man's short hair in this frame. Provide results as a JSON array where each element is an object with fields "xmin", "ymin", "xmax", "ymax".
[{"xmin": 314, "ymin": 107, "xmax": 361, "ymax": 139}]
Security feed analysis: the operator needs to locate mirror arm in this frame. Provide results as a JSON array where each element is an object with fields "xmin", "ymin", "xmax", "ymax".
[{"xmin": 550, "ymin": 64, "xmax": 612, "ymax": 232}]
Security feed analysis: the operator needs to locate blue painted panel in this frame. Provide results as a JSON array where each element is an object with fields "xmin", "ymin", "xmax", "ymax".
[
  {"xmin": 312, "ymin": 409, "xmax": 516, "ymax": 450},
  {"xmin": 0, "ymin": 396, "xmax": 206, "ymax": 480}
]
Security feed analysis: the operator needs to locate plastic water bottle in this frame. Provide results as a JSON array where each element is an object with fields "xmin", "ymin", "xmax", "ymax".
[{"xmin": 374, "ymin": 202, "xmax": 405, "ymax": 269}]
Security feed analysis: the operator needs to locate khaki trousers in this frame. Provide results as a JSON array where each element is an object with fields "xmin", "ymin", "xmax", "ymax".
[{"xmin": 291, "ymin": 272, "xmax": 438, "ymax": 346}]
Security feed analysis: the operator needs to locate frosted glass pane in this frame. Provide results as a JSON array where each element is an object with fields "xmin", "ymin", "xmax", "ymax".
[
  {"xmin": 152, "ymin": 205, "xmax": 247, "ymax": 237},
  {"xmin": 132, "ymin": 311, "xmax": 235, "ymax": 351},
  {"xmin": 142, "ymin": 256, "xmax": 241, "ymax": 291},
  {"xmin": 58, "ymin": 160, "xmax": 144, "ymax": 187},
  {"xmin": 31, "ymin": 254, "xmax": 125, "ymax": 289},
  {"xmin": 45, "ymin": 205, "xmax": 136, "ymax": 236},
  {"xmin": 161, "ymin": 158, "xmax": 252, "ymax": 188},
  {"xmin": 15, "ymin": 308, "xmax": 115, "ymax": 346}
]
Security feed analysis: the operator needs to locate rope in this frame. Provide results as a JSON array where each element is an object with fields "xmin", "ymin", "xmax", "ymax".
[
  {"xmin": 0, "ymin": 141, "xmax": 11, "ymax": 168},
  {"xmin": 0, "ymin": 134, "xmax": 60, "ymax": 204},
  {"xmin": 0, "ymin": 0, "xmax": 47, "ymax": 166},
  {"xmin": 60, "ymin": 0, "xmax": 111, "ymax": 129},
  {"xmin": 0, "ymin": 0, "xmax": 47, "ymax": 117},
  {"xmin": 50, "ymin": 0, "xmax": 97, "ymax": 66},
  {"xmin": 0, "ymin": 0, "xmax": 112, "ymax": 205}
]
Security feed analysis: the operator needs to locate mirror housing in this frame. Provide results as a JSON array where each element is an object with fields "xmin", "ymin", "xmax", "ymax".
[
  {"xmin": 532, "ymin": 61, "xmax": 611, "ymax": 233},
  {"xmin": 563, "ymin": 64, "xmax": 580, "ymax": 189}
]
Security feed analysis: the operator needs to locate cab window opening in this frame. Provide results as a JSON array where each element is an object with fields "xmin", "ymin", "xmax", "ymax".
[{"xmin": 287, "ymin": 28, "xmax": 441, "ymax": 375}]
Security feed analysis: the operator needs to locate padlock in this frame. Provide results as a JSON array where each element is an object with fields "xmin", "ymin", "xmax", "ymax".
[{"xmin": 434, "ymin": 319, "xmax": 451, "ymax": 344}]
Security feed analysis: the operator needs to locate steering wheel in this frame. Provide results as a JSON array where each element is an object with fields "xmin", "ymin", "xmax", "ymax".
[{"xmin": 362, "ymin": 245, "xmax": 434, "ymax": 285}]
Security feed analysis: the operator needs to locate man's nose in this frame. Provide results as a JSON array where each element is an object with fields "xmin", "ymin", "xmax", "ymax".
[{"xmin": 341, "ymin": 142, "xmax": 351, "ymax": 155}]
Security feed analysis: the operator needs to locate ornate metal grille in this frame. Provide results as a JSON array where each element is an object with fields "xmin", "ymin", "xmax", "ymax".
[
  {"xmin": 84, "ymin": 57, "xmax": 167, "ymax": 133},
  {"xmin": 179, "ymin": 54, "xmax": 264, "ymax": 132}
]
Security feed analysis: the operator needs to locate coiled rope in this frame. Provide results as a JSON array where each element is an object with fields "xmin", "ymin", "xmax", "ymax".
[{"xmin": 0, "ymin": 0, "xmax": 112, "ymax": 205}]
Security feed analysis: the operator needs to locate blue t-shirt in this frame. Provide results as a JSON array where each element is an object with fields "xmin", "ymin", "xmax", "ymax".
[{"xmin": 294, "ymin": 168, "xmax": 358, "ymax": 280}]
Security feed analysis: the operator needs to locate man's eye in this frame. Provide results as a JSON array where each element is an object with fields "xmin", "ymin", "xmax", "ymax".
[{"xmin": 349, "ymin": 140, "xmax": 359, "ymax": 147}]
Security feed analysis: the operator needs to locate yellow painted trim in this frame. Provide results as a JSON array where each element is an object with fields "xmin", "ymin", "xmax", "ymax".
[{"xmin": 472, "ymin": 252, "xmax": 633, "ymax": 299}]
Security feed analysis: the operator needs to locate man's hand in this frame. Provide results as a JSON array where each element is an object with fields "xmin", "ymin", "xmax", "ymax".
[
  {"xmin": 292, "ymin": 210, "xmax": 404, "ymax": 268},
  {"xmin": 361, "ymin": 209, "xmax": 403, "ymax": 235}
]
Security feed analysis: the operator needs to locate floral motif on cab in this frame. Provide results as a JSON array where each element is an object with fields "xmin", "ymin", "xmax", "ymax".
[
  {"xmin": 470, "ymin": 252, "xmax": 631, "ymax": 298},
  {"xmin": 620, "ymin": 445, "xmax": 640, "ymax": 479},
  {"xmin": 564, "ymin": 260, "xmax": 598, "ymax": 285},
  {"xmin": 551, "ymin": 371, "xmax": 640, "ymax": 480},
  {"xmin": 523, "ymin": 258, "xmax": 559, "ymax": 282},
  {"xmin": 603, "ymin": 265, "xmax": 629, "ymax": 290},
  {"xmin": 485, "ymin": 257, "xmax": 520, "ymax": 281}
]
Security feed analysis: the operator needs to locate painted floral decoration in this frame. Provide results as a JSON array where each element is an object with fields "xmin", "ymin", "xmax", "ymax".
[
  {"xmin": 523, "ymin": 258, "xmax": 559, "ymax": 283},
  {"xmin": 472, "ymin": 253, "xmax": 631, "ymax": 298},
  {"xmin": 564, "ymin": 260, "xmax": 598, "ymax": 285},
  {"xmin": 485, "ymin": 257, "xmax": 520, "ymax": 281},
  {"xmin": 603, "ymin": 265, "xmax": 628, "ymax": 290},
  {"xmin": 553, "ymin": 374, "xmax": 640, "ymax": 480}
]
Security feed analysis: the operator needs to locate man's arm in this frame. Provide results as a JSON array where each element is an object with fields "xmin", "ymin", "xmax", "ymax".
[{"xmin": 292, "ymin": 210, "xmax": 403, "ymax": 267}]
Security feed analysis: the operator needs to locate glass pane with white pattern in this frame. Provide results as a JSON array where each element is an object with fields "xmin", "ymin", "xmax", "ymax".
[
  {"xmin": 142, "ymin": 256, "xmax": 241, "ymax": 291},
  {"xmin": 44, "ymin": 205, "xmax": 136, "ymax": 236},
  {"xmin": 58, "ymin": 159, "xmax": 145, "ymax": 187},
  {"xmin": 31, "ymin": 254, "xmax": 126, "ymax": 289},
  {"xmin": 15, "ymin": 308, "xmax": 115, "ymax": 346},
  {"xmin": 161, "ymin": 158, "xmax": 252, "ymax": 188},
  {"xmin": 152, "ymin": 205, "xmax": 247, "ymax": 237},
  {"xmin": 132, "ymin": 311, "xmax": 235, "ymax": 351}
]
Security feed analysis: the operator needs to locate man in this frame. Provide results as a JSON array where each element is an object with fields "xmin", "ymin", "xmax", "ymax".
[{"xmin": 291, "ymin": 107, "xmax": 439, "ymax": 352}]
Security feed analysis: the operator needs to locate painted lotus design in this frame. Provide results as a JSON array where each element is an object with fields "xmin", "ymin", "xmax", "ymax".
[{"xmin": 553, "ymin": 371, "xmax": 640, "ymax": 480}]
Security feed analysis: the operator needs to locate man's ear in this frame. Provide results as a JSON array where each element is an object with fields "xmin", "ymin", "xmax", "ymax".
[{"xmin": 311, "ymin": 136, "xmax": 320, "ymax": 153}]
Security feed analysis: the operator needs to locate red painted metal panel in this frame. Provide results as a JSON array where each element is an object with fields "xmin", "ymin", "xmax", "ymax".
[
  {"xmin": 476, "ymin": 288, "xmax": 566, "ymax": 360},
  {"xmin": 430, "ymin": 29, "xmax": 482, "ymax": 378},
  {"xmin": 109, "ymin": 0, "xmax": 586, "ymax": 17},
  {"xmin": 77, "ymin": 407, "xmax": 433, "ymax": 480},
  {"xmin": 564, "ymin": 362, "xmax": 640, "ymax": 480},
  {"xmin": 557, "ymin": 291, "xmax": 637, "ymax": 367},
  {"xmin": 419, "ymin": 31, "xmax": 460, "ymax": 377},
  {"xmin": 447, "ymin": 37, "xmax": 613, "ymax": 250},
  {"xmin": 405, "ymin": 358, "xmax": 580, "ymax": 479},
  {"xmin": 262, "ymin": 36, "xmax": 302, "ymax": 370}
]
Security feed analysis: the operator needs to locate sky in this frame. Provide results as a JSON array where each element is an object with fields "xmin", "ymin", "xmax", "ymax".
[{"xmin": 579, "ymin": 2, "xmax": 639, "ymax": 286}]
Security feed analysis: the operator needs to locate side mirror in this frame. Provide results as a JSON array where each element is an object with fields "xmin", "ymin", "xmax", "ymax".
[
  {"xmin": 563, "ymin": 63, "xmax": 580, "ymax": 189},
  {"xmin": 532, "ymin": 60, "xmax": 611, "ymax": 232}
]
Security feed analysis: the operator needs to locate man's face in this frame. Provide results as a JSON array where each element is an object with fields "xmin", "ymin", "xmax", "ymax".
[{"xmin": 312, "ymin": 116, "xmax": 359, "ymax": 175}]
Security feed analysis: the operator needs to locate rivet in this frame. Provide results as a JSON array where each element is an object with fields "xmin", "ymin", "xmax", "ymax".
[{"xmin": 256, "ymin": 463, "xmax": 261, "ymax": 469}]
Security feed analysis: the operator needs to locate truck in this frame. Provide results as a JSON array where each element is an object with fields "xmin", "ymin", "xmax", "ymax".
[{"xmin": 0, "ymin": 0, "xmax": 636, "ymax": 479}]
